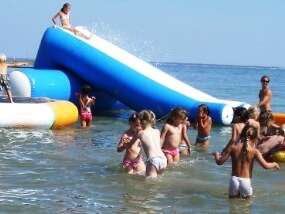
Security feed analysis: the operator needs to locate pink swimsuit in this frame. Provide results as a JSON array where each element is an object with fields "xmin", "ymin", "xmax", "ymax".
[
  {"xmin": 80, "ymin": 111, "xmax": 92, "ymax": 123},
  {"xmin": 122, "ymin": 155, "xmax": 142, "ymax": 171},
  {"xmin": 162, "ymin": 147, "xmax": 179, "ymax": 158}
]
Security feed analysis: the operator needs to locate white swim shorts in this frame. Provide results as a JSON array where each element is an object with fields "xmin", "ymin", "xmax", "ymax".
[{"xmin": 229, "ymin": 176, "xmax": 253, "ymax": 198}]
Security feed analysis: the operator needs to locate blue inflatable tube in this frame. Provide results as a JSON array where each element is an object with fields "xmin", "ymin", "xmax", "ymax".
[
  {"xmin": 9, "ymin": 68, "xmax": 121, "ymax": 111},
  {"xmin": 35, "ymin": 27, "xmax": 234, "ymax": 124}
]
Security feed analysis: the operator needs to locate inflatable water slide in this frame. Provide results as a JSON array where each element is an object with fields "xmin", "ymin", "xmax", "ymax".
[{"xmin": 11, "ymin": 27, "xmax": 251, "ymax": 125}]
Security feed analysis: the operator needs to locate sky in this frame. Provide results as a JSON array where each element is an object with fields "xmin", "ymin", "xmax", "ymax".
[{"xmin": 0, "ymin": 0, "xmax": 285, "ymax": 67}]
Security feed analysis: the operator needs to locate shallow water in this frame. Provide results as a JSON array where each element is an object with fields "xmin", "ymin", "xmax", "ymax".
[{"xmin": 1, "ymin": 63, "xmax": 285, "ymax": 213}]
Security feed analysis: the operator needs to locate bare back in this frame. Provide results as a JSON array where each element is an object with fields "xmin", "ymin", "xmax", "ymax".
[{"xmin": 140, "ymin": 127, "xmax": 164, "ymax": 159}]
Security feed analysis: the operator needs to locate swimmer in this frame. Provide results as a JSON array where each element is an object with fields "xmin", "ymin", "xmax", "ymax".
[
  {"xmin": 161, "ymin": 108, "xmax": 191, "ymax": 164},
  {"xmin": 195, "ymin": 104, "xmax": 212, "ymax": 148},
  {"xmin": 180, "ymin": 116, "xmax": 192, "ymax": 157},
  {"xmin": 129, "ymin": 110, "xmax": 167, "ymax": 178},
  {"xmin": 117, "ymin": 112, "xmax": 145, "ymax": 175},
  {"xmin": 52, "ymin": 3, "xmax": 91, "ymax": 39},
  {"xmin": 0, "ymin": 53, "xmax": 27, "ymax": 103},
  {"xmin": 77, "ymin": 85, "xmax": 96, "ymax": 127},
  {"xmin": 213, "ymin": 125, "xmax": 280, "ymax": 199}
]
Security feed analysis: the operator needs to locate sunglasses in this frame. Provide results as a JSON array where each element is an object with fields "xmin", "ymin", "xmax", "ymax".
[{"xmin": 261, "ymin": 80, "xmax": 269, "ymax": 83}]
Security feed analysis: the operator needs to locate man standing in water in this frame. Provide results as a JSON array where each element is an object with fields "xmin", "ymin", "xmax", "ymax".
[{"xmin": 258, "ymin": 75, "xmax": 272, "ymax": 112}]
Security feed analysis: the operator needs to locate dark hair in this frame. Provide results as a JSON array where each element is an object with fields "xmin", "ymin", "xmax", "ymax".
[
  {"xmin": 80, "ymin": 85, "xmax": 92, "ymax": 96},
  {"xmin": 198, "ymin": 104, "xmax": 210, "ymax": 115},
  {"xmin": 61, "ymin": 3, "xmax": 71, "ymax": 12},
  {"xmin": 260, "ymin": 75, "xmax": 270, "ymax": 82},
  {"xmin": 128, "ymin": 112, "xmax": 139, "ymax": 123},
  {"xmin": 167, "ymin": 107, "xmax": 188, "ymax": 124},
  {"xmin": 232, "ymin": 107, "xmax": 248, "ymax": 123}
]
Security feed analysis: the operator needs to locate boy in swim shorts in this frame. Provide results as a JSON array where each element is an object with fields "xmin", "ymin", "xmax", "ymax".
[
  {"xmin": 0, "ymin": 53, "xmax": 27, "ymax": 103},
  {"xmin": 161, "ymin": 108, "xmax": 191, "ymax": 164},
  {"xmin": 213, "ymin": 125, "xmax": 279, "ymax": 199},
  {"xmin": 117, "ymin": 112, "xmax": 145, "ymax": 175},
  {"xmin": 196, "ymin": 104, "xmax": 212, "ymax": 148}
]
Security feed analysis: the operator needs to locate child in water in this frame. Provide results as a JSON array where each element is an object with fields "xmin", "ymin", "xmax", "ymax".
[
  {"xmin": 213, "ymin": 125, "xmax": 280, "ymax": 199},
  {"xmin": 196, "ymin": 104, "xmax": 212, "ymax": 147},
  {"xmin": 161, "ymin": 108, "xmax": 191, "ymax": 164},
  {"xmin": 129, "ymin": 110, "xmax": 167, "ymax": 178},
  {"xmin": 0, "ymin": 53, "xmax": 27, "ymax": 103},
  {"xmin": 77, "ymin": 85, "xmax": 96, "ymax": 127},
  {"xmin": 117, "ymin": 112, "xmax": 145, "ymax": 175},
  {"xmin": 179, "ymin": 116, "xmax": 192, "ymax": 156},
  {"xmin": 52, "ymin": 3, "xmax": 90, "ymax": 39}
]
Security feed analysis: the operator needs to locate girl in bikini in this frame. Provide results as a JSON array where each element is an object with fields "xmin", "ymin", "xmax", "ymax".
[
  {"xmin": 77, "ymin": 85, "xmax": 96, "ymax": 128},
  {"xmin": 117, "ymin": 112, "xmax": 145, "ymax": 175},
  {"xmin": 161, "ymin": 108, "xmax": 191, "ymax": 165},
  {"xmin": 52, "ymin": 3, "xmax": 90, "ymax": 39}
]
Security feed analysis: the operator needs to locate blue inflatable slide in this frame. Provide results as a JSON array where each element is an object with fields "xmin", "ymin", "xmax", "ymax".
[{"xmin": 10, "ymin": 27, "xmax": 249, "ymax": 125}]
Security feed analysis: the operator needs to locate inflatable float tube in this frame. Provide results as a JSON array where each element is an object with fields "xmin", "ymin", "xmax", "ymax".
[
  {"xmin": 272, "ymin": 149, "xmax": 285, "ymax": 163},
  {"xmin": 34, "ymin": 27, "xmax": 236, "ymax": 125},
  {"xmin": 272, "ymin": 113, "xmax": 285, "ymax": 126},
  {"xmin": 0, "ymin": 97, "xmax": 78, "ymax": 129},
  {"xmin": 9, "ymin": 68, "xmax": 124, "ymax": 112}
]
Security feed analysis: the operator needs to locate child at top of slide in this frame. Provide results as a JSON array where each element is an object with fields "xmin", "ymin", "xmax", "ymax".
[
  {"xmin": 77, "ymin": 85, "xmax": 96, "ymax": 128},
  {"xmin": 0, "ymin": 53, "xmax": 27, "ymax": 103},
  {"xmin": 213, "ymin": 124, "xmax": 279, "ymax": 199},
  {"xmin": 195, "ymin": 104, "xmax": 212, "ymax": 148},
  {"xmin": 128, "ymin": 110, "xmax": 167, "ymax": 178},
  {"xmin": 117, "ymin": 112, "xmax": 145, "ymax": 175},
  {"xmin": 161, "ymin": 108, "xmax": 191, "ymax": 164},
  {"xmin": 52, "ymin": 2, "xmax": 90, "ymax": 39}
]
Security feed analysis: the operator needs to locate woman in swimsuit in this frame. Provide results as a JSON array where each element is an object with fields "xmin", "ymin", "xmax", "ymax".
[{"xmin": 52, "ymin": 3, "xmax": 90, "ymax": 39}]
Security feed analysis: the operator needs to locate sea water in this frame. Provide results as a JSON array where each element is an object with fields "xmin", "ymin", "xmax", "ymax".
[{"xmin": 1, "ymin": 63, "xmax": 285, "ymax": 213}]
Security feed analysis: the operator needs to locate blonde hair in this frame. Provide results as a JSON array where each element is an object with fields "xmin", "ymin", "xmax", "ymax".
[
  {"xmin": 246, "ymin": 106, "xmax": 259, "ymax": 120},
  {"xmin": 0, "ymin": 53, "xmax": 7, "ymax": 63},
  {"xmin": 138, "ymin": 110, "xmax": 156, "ymax": 129},
  {"xmin": 240, "ymin": 125, "xmax": 258, "ymax": 161}
]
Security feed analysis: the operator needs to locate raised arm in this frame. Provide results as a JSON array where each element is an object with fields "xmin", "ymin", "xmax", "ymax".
[
  {"xmin": 7, "ymin": 62, "xmax": 28, "ymax": 67},
  {"xmin": 213, "ymin": 146, "xmax": 231, "ymax": 165},
  {"xmin": 255, "ymin": 149, "xmax": 280, "ymax": 169},
  {"xmin": 160, "ymin": 124, "xmax": 168, "ymax": 147},
  {"xmin": 222, "ymin": 124, "xmax": 238, "ymax": 154},
  {"xmin": 117, "ymin": 133, "xmax": 129, "ymax": 152}
]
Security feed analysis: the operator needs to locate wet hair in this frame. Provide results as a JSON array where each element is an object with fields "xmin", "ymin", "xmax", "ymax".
[
  {"xmin": 80, "ymin": 84, "xmax": 92, "ymax": 96},
  {"xmin": 259, "ymin": 110, "xmax": 273, "ymax": 127},
  {"xmin": 61, "ymin": 3, "xmax": 71, "ymax": 13},
  {"xmin": 0, "ymin": 53, "xmax": 7, "ymax": 63},
  {"xmin": 260, "ymin": 75, "xmax": 270, "ymax": 82},
  {"xmin": 138, "ymin": 110, "xmax": 155, "ymax": 129},
  {"xmin": 198, "ymin": 104, "xmax": 210, "ymax": 115},
  {"xmin": 240, "ymin": 124, "xmax": 258, "ymax": 161},
  {"xmin": 128, "ymin": 112, "xmax": 139, "ymax": 123},
  {"xmin": 167, "ymin": 107, "xmax": 188, "ymax": 124},
  {"xmin": 232, "ymin": 106, "xmax": 248, "ymax": 123}
]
